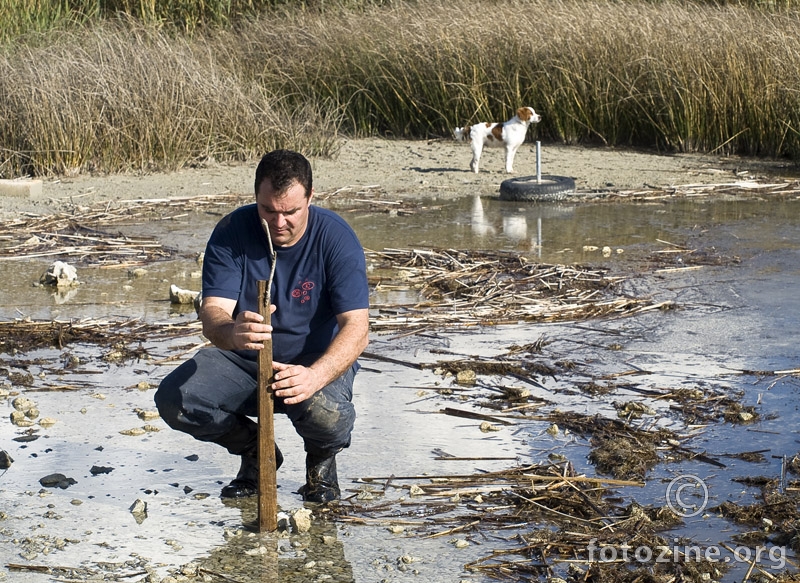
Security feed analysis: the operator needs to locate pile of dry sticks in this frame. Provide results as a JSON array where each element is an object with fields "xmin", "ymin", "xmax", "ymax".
[{"xmin": 366, "ymin": 247, "xmax": 669, "ymax": 332}]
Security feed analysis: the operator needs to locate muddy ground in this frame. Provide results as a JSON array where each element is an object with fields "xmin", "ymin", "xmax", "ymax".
[
  {"xmin": 2, "ymin": 138, "xmax": 800, "ymax": 583},
  {"xmin": 7, "ymin": 137, "xmax": 800, "ymax": 217}
]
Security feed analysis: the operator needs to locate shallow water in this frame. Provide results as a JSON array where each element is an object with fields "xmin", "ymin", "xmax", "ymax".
[{"xmin": 1, "ymin": 193, "xmax": 799, "ymax": 581}]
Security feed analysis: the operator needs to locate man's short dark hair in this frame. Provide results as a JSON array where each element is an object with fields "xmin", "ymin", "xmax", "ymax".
[{"xmin": 254, "ymin": 150, "xmax": 313, "ymax": 197}]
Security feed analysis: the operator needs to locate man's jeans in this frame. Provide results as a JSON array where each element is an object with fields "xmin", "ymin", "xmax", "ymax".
[{"xmin": 154, "ymin": 347, "xmax": 356, "ymax": 454}]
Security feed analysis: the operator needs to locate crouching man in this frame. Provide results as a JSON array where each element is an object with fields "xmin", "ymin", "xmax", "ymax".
[{"xmin": 155, "ymin": 149, "xmax": 370, "ymax": 503}]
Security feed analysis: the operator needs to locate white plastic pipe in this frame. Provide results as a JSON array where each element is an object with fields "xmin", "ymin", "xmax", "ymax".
[
  {"xmin": 536, "ymin": 141, "xmax": 542, "ymax": 183},
  {"xmin": 537, "ymin": 217, "xmax": 542, "ymax": 259}
]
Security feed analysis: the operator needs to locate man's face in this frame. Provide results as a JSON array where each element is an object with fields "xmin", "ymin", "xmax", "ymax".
[{"xmin": 256, "ymin": 179, "xmax": 313, "ymax": 247}]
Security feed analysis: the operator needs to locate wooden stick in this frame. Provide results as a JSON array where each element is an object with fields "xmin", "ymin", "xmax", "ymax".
[
  {"xmin": 441, "ymin": 407, "xmax": 515, "ymax": 425},
  {"xmin": 257, "ymin": 279, "xmax": 278, "ymax": 532},
  {"xmin": 423, "ymin": 519, "xmax": 481, "ymax": 539},
  {"xmin": 359, "ymin": 471, "xmax": 645, "ymax": 487}
]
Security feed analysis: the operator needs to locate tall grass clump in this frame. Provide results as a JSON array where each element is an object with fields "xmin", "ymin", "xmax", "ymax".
[
  {"xmin": 0, "ymin": 0, "xmax": 271, "ymax": 42},
  {"xmin": 0, "ymin": 0, "xmax": 96, "ymax": 43},
  {"xmin": 0, "ymin": 0, "xmax": 397, "ymax": 43},
  {"xmin": 0, "ymin": 20, "xmax": 342, "ymax": 177}
]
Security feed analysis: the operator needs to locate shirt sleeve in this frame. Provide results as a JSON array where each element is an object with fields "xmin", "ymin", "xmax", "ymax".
[
  {"xmin": 202, "ymin": 212, "xmax": 245, "ymax": 302},
  {"xmin": 324, "ymin": 222, "xmax": 370, "ymax": 315}
]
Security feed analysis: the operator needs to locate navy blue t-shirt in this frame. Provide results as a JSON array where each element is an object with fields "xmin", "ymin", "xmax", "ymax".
[{"xmin": 202, "ymin": 204, "xmax": 369, "ymax": 363}]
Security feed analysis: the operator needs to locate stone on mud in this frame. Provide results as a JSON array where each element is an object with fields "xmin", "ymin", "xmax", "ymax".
[
  {"xmin": 40, "ymin": 473, "xmax": 77, "ymax": 489},
  {"xmin": 119, "ymin": 427, "xmax": 147, "ymax": 436},
  {"xmin": 277, "ymin": 512, "xmax": 291, "ymax": 531},
  {"xmin": 12, "ymin": 396, "xmax": 36, "ymax": 412},
  {"xmin": 169, "ymin": 284, "xmax": 199, "ymax": 305},
  {"xmin": 10, "ymin": 411, "xmax": 34, "ymax": 427},
  {"xmin": 130, "ymin": 498, "xmax": 148, "ymax": 522},
  {"xmin": 455, "ymin": 369, "xmax": 476, "ymax": 385},
  {"xmin": 0, "ymin": 178, "xmax": 42, "ymax": 197},
  {"xmin": 0, "ymin": 450, "xmax": 13, "ymax": 469},
  {"xmin": 290, "ymin": 507, "xmax": 313, "ymax": 533},
  {"xmin": 40, "ymin": 261, "xmax": 79, "ymax": 288},
  {"xmin": 479, "ymin": 421, "xmax": 499, "ymax": 432},
  {"xmin": 136, "ymin": 408, "xmax": 161, "ymax": 421}
]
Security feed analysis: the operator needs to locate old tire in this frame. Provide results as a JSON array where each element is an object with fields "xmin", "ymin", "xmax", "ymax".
[{"xmin": 499, "ymin": 175, "xmax": 576, "ymax": 202}]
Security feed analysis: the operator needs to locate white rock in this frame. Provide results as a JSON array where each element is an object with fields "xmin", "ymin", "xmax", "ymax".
[
  {"xmin": 136, "ymin": 409, "xmax": 161, "ymax": 421},
  {"xmin": 12, "ymin": 397, "xmax": 36, "ymax": 412},
  {"xmin": 119, "ymin": 427, "xmax": 146, "ymax": 436},
  {"xmin": 40, "ymin": 261, "xmax": 79, "ymax": 288},
  {"xmin": 277, "ymin": 512, "xmax": 291, "ymax": 531},
  {"xmin": 0, "ymin": 178, "xmax": 42, "ymax": 197},
  {"xmin": 456, "ymin": 369, "xmax": 476, "ymax": 385},
  {"xmin": 129, "ymin": 499, "xmax": 147, "ymax": 516},
  {"xmin": 169, "ymin": 284, "xmax": 200, "ymax": 305},
  {"xmin": 290, "ymin": 507, "xmax": 313, "ymax": 533}
]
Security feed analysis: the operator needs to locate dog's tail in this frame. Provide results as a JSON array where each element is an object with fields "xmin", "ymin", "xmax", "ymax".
[{"xmin": 453, "ymin": 126, "xmax": 470, "ymax": 142}]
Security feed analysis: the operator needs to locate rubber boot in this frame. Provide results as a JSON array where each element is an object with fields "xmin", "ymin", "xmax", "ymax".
[
  {"xmin": 298, "ymin": 449, "xmax": 340, "ymax": 503},
  {"xmin": 220, "ymin": 443, "xmax": 283, "ymax": 499},
  {"xmin": 216, "ymin": 423, "xmax": 283, "ymax": 499}
]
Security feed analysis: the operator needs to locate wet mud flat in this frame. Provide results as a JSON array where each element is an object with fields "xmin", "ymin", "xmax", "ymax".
[{"xmin": 1, "ymin": 187, "xmax": 800, "ymax": 583}]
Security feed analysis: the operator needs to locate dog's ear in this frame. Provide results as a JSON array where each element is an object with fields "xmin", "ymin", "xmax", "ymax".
[{"xmin": 517, "ymin": 107, "xmax": 532, "ymax": 121}]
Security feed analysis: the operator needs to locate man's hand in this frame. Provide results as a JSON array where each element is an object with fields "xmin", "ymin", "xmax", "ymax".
[
  {"xmin": 230, "ymin": 310, "xmax": 272, "ymax": 351},
  {"xmin": 199, "ymin": 296, "xmax": 276, "ymax": 352},
  {"xmin": 271, "ymin": 361, "xmax": 324, "ymax": 405},
  {"xmin": 269, "ymin": 308, "xmax": 369, "ymax": 405}
]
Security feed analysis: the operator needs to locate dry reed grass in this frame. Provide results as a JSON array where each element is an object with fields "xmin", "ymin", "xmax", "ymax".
[
  {"xmin": 2, "ymin": 0, "xmax": 800, "ymax": 179},
  {"xmin": 0, "ymin": 0, "xmax": 280, "ymax": 40},
  {"xmin": 248, "ymin": 0, "xmax": 800, "ymax": 154},
  {"xmin": 0, "ymin": 18, "xmax": 342, "ymax": 177}
]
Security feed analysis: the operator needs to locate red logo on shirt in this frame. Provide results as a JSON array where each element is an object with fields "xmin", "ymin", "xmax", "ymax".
[{"xmin": 291, "ymin": 280, "xmax": 315, "ymax": 304}]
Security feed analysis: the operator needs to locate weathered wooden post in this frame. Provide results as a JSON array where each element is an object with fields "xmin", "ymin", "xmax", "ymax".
[
  {"xmin": 257, "ymin": 279, "xmax": 278, "ymax": 531},
  {"xmin": 257, "ymin": 214, "xmax": 279, "ymax": 532}
]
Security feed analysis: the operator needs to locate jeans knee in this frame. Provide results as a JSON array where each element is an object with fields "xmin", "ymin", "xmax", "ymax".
[
  {"xmin": 291, "ymin": 391, "xmax": 355, "ymax": 450},
  {"xmin": 154, "ymin": 379, "xmax": 183, "ymax": 430},
  {"xmin": 309, "ymin": 399, "xmax": 354, "ymax": 435},
  {"xmin": 154, "ymin": 358, "xmax": 200, "ymax": 424}
]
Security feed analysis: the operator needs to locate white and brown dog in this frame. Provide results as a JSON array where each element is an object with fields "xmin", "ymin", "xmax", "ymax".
[{"xmin": 454, "ymin": 106, "xmax": 542, "ymax": 173}]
